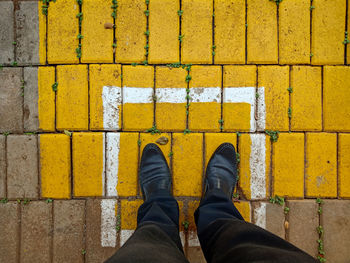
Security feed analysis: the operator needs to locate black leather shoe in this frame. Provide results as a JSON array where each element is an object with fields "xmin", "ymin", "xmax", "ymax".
[
  {"xmin": 139, "ymin": 143, "xmax": 172, "ymax": 200},
  {"xmin": 203, "ymin": 143, "xmax": 237, "ymax": 199}
]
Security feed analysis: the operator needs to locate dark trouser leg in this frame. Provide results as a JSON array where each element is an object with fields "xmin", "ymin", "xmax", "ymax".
[
  {"xmin": 105, "ymin": 191, "xmax": 189, "ymax": 263},
  {"xmin": 195, "ymin": 189, "xmax": 317, "ymax": 263}
]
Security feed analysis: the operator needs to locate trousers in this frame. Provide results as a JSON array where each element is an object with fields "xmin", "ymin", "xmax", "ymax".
[{"xmin": 106, "ymin": 189, "xmax": 317, "ymax": 263}]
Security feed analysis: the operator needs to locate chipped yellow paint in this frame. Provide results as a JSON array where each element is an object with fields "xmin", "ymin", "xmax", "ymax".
[
  {"xmin": 123, "ymin": 66, "xmax": 154, "ymax": 131},
  {"xmin": 205, "ymin": 133, "xmax": 237, "ymax": 167},
  {"xmin": 279, "ymin": 0, "xmax": 310, "ymax": 64},
  {"xmin": 273, "ymin": 133, "xmax": 304, "ymax": 198},
  {"xmin": 178, "ymin": 200, "xmax": 185, "ymax": 232},
  {"xmin": 73, "ymin": 132, "xmax": 104, "ymax": 197},
  {"xmin": 223, "ymin": 103, "xmax": 251, "ymax": 132},
  {"xmin": 187, "ymin": 200, "xmax": 200, "ymax": 232},
  {"xmin": 223, "ymin": 65, "xmax": 256, "ymax": 88},
  {"xmin": 140, "ymin": 133, "xmax": 171, "ymax": 165},
  {"xmin": 89, "ymin": 64, "xmax": 122, "ymax": 130},
  {"xmin": 38, "ymin": 1, "xmax": 46, "ymax": 65},
  {"xmin": 311, "ymin": 0, "xmax": 346, "ymax": 65},
  {"xmin": 323, "ymin": 66, "xmax": 350, "ymax": 131},
  {"xmin": 234, "ymin": 201, "xmax": 251, "ymax": 222},
  {"xmin": 258, "ymin": 66, "xmax": 289, "ymax": 131},
  {"xmin": 56, "ymin": 65, "xmax": 88, "ymax": 130},
  {"xmin": 291, "ymin": 66, "xmax": 322, "ymax": 131},
  {"xmin": 239, "ymin": 134, "xmax": 270, "ymax": 200},
  {"xmin": 149, "ymin": 0, "xmax": 179, "ymax": 63},
  {"xmin": 181, "ymin": 0, "xmax": 212, "ymax": 64},
  {"xmin": 117, "ymin": 133, "xmax": 139, "ymax": 197},
  {"xmin": 116, "ymin": 0, "xmax": 146, "ymax": 63},
  {"xmin": 339, "ymin": 134, "xmax": 350, "ymax": 198},
  {"xmin": 247, "ymin": 0, "xmax": 277, "ymax": 64},
  {"xmin": 81, "ymin": 0, "xmax": 113, "ymax": 63},
  {"xmin": 38, "ymin": 67, "xmax": 55, "ymax": 131},
  {"xmin": 306, "ymin": 133, "xmax": 337, "ymax": 197},
  {"xmin": 189, "ymin": 66, "xmax": 221, "ymax": 131},
  {"xmin": 40, "ymin": 134, "xmax": 71, "ymax": 199},
  {"xmin": 214, "ymin": 0, "xmax": 245, "ymax": 64},
  {"xmin": 121, "ymin": 199, "xmax": 143, "ymax": 230},
  {"xmin": 47, "ymin": 0, "xmax": 79, "ymax": 64},
  {"xmin": 173, "ymin": 133, "xmax": 203, "ymax": 197},
  {"xmin": 155, "ymin": 67, "xmax": 187, "ymax": 131}
]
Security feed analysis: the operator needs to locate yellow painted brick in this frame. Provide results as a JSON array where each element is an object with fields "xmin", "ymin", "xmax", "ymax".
[
  {"xmin": 140, "ymin": 133, "xmax": 171, "ymax": 165},
  {"xmin": 155, "ymin": 67, "xmax": 187, "ymax": 131},
  {"xmin": 214, "ymin": 0, "xmax": 245, "ymax": 64},
  {"xmin": 306, "ymin": 133, "xmax": 337, "ymax": 197},
  {"xmin": 234, "ymin": 201, "xmax": 251, "ymax": 222},
  {"xmin": 178, "ymin": 200, "xmax": 185, "ymax": 232},
  {"xmin": 291, "ymin": 66, "xmax": 322, "ymax": 131},
  {"xmin": 40, "ymin": 134, "xmax": 71, "ymax": 199},
  {"xmin": 38, "ymin": 67, "xmax": 55, "ymax": 131},
  {"xmin": 116, "ymin": 0, "xmax": 146, "ymax": 63},
  {"xmin": 181, "ymin": 0, "xmax": 212, "ymax": 64},
  {"xmin": 38, "ymin": 1, "xmax": 46, "ymax": 65},
  {"xmin": 121, "ymin": 199, "xmax": 143, "ymax": 229},
  {"xmin": 239, "ymin": 134, "xmax": 270, "ymax": 200},
  {"xmin": 205, "ymin": 133, "xmax": 237, "ymax": 167},
  {"xmin": 223, "ymin": 103, "xmax": 252, "ymax": 132},
  {"xmin": 149, "ymin": 0, "xmax": 179, "ymax": 63},
  {"xmin": 312, "ymin": 0, "xmax": 346, "ymax": 65},
  {"xmin": 73, "ymin": 133, "xmax": 105, "ymax": 197},
  {"xmin": 47, "ymin": 0, "xmax": 79, "ymax": 64},
  {"xmin": 81, "ymin": 0, "xmax": 113, "ymax": 63},
  {"xmin": 258, "ymin": 66, "xmax": 289, "ymax": 131},
  {"xmin": 223, "ymin": 66, "xmax": 256, "ymax": 88},
  {"xmin": 117, "ymin": 133, "xmax": 139, "ymax": 196},
  {"xmin": 123, "ymin": 66, "xmax": 154, "ymax": 131},
  {"xmin": 56, "ymin": 65, "xmax": 88, "ymax": 130},
  {"xmin": 247, "ymin": 0, "xmax": 277, "ymax": 64},
  {"xmin": 273, "ymin": 133, "xmax": 304, "ymax": 198},
  {"xmin": 89, "ymin": 64, "xmax": 122, "ymax": 130},
  {"xmin": 189, "ymin": 66, "xmax": 221, "ymax": 131},
  {"xmin": 339, "ymin": 134, "xmax": 350, "ymax": 198},
  {"xmin": 324, "ymin": 66, "xmax": 350, "ymax": 131},
  {"xmin": 173, "ymin": 133, "xmax": 203, "ymax": 197},
  {"xmin": 186, "ymin": 200, "xmax": 200, "ymax": 247},
  {"xmin": 279, "ymin": 0, "xmax": 310, "ymax": 64}
]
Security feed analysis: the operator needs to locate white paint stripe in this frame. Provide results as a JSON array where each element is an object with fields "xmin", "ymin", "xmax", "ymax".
[
  {"xmin": 120, "ymin": 230, "xmax": 134, "ymax": 247},
  {"xmin": 223, "ymin": 87, "xmax": 256, "ymax": 132},
  {"xmin": 106, "ymin": 133, "xmax": 120, "ymax": 197},
  {"xmin": 123, "ymin": 87, "xmax": 154, "ymax": 104},
  {"xmin": 250, "ymin": 134, "xmax": 267, "ymax": 200},
  {"xmin": 179, "ymin": 231, "xmax": 185, "ymax": 247},
  {"xmin": 188, "ymin": 231, "xmax": 200, "ymax": 247},
  {"xmin": 257, "ymin": 87, "xmax": 266, "ymax": 131},
  {"xmin": 102, "ymin": 133, "xmax": 106, "ymax": 196},
  {"xmin": 102, "ymin": 86, "xmax": 121, "ymax": 130},
  {"xmin": 254, "ymin": 202, "xmax": 267, "ymax": 229},
  {"xmin": 155, "ymin": 88, "xmax": 187, "ymax": 103},
  {"xmin": 189, "ymin": 87, "xmax": 221, "ymax": 103},
  {"xmin": 101, "ymin": 199, "xmax": 117, "ymax": 247}
]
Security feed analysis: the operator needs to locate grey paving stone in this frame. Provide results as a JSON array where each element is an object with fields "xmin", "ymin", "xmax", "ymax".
[
  {"xmin": 21, "ymin": 201, "xmax": 51, "ymax": 263},
  {"xmin": 24, "ymin": 67, "xmax": 39, "ymax": 131},
  {"xmin": 0, "ymin": 1, "xmax": 14, "ymax": 64},
  {"xmin": 53, "ymin": 200, "xmax": 85, "ymax": 263},
  {"xmin": 0, "ymin": 67, "xmax": 23, "ymax": 133},
  {"xmin": 186, "ymin": 247, "xmax": 206, "ymax": 263},
  {"xmin": 0, "ymin": 136, "xmax": 5, "ymax": 198},
  {"xmin": 323, "ymin": 200, "xmax": 350, "ymax": 262},
  {"xmin": 0, "ymin": 202, "xmax": 19, "ymax": 263},
  {"xmin": 15, "ymin": 1, "xmax": 40, "ymax": 65},
  {"xmin": 288, "ymin": 200, "xmax": 318, "ymax": 258},
  {"xmin": 7, "ymin": 135, "xmax": 38, "ymax": 199}
]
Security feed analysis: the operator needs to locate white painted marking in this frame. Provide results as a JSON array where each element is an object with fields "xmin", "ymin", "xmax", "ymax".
[
  {"xmin": 123, "ymin": 87, "xmax": 154, "ymax": 104},
  {"xmin": 223, "ymin": 87, "xmax": 256, "ymax": 132},
  {"xmin": 257, "ymin": 87, "xmax": 266, "ymax": 131},
  {"xmin": 106, "ymin": 133, "xmax": 120, "ymax": 197},
  {"xmin": 189, "ymin": 87, "xmax": 221, "ymax": 103},
  {"xmin": 179, "ymin": 231, "xmax": 185, "ymax": 247},
  {"xmin": 188, "ymin": 231, "xmax": 200, "ymax": 247},
  {"xmin": 120, "ymin": 230, "xmax": 134, "ymax": 246},
  {"xmin": 101, "ymin": 199, "xmax": 117, "ymax": 247},
  {"xmin": 102, "ymin": 133, "xmax": 106, "ymax": 196},
  {"xmin": 250, "ymin": 134, "xmax": 267, "ymax": 200},
  {"xmin": 254, "ymin": 202, "xmax": 266, "ymax": 229},
  {"xmin": 102, "ymin": 86, "xmax": 122, "ymax": 130},
  {"xmin": 155, "ymin": 88, "xmax": 187, "ymax": 103}
]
